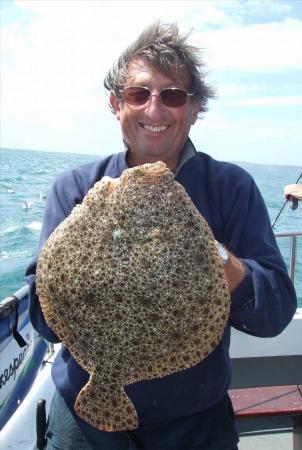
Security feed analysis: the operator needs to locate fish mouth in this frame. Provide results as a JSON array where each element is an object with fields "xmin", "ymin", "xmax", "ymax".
[{"xmin": 121, "ymin": 161, "xmax": 172, "ymax": 184}]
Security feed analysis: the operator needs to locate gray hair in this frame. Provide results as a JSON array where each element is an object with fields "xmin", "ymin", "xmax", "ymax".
[{"xmin": 104, "ymin": 21, "xmax": 215, "ymax": 114}]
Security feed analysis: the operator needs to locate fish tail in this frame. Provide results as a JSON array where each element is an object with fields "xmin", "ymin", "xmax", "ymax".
[{"xmin": 75, "ymin": 376, "xmax": 138, "ymax": 432}]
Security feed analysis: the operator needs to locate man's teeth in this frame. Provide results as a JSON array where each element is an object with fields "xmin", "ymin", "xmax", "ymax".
[{"xmin": 143, "ymin": 124, "xmax": 168, "ymax": 133}]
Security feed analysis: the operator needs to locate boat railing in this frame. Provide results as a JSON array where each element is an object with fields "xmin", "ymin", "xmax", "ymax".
[
  {"xmin": 274, "ymin": 229, "xmax": 302, "ymax": 286},
  {"xmin": 0, "ymin": 284, "xmax": 56, "ymax": 358},
  {"xmin": 230, "ymin": 229, "xmax": 302, "ymax": 389},
  {"xmin": 0, "ymin": 285, "xmax": 29, "ymax": 319}
]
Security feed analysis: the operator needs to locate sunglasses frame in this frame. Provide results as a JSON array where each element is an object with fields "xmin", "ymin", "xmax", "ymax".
[{"xmin": 121, "ymin": 86, "xmax": 196, "ymax": 108}]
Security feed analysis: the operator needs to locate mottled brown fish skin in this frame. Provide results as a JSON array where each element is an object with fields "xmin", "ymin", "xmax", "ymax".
[{"xmin": 36, "ymin": 161, "xmax": 230, "ymax": 432}]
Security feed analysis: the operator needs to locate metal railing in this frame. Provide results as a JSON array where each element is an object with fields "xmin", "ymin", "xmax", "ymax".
[
  {"xmin": 275, "ymin": 230, "xmax": 302, "ymax": 286},
  {"xmin": 0, "ymin": 285, "xmax": 29, "ymax": 319}
]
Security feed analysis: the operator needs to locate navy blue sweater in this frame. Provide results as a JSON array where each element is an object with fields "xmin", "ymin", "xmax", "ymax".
[{"xmin": 26, "ymin": 141, "xmax": 297, "ymax": 425}]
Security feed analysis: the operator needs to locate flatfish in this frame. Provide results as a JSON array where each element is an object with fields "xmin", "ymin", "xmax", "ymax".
[{"xmin": 36, "ymin": 161, "xmax": 230, "ymax": 431}]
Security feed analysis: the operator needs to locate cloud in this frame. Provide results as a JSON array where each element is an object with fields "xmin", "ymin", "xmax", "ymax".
[
  {"xmin": 194, "ymin": 18, "xmax": 302, "ymax": 72},
  {"xmin": 232, "ymin": 95, "xmax": 302, "ymax": 106},
  {"xmin": 1, "ymin": 0, "xmax": 302, "ymax": 166},
  {"xmin": 200, "ymin": 117, "xmax": 300, "ymax": 139},
  {"xmin": 1, "ymin": 1, "xmax": 239, "ymax": 143},
  {"xmin": 212, "ymin": 0, "xmax": 300, "ymax": 26},
  {"xmin": 218, "ymin": 83, "xmax": 263, "ymax": 96},
  {"xmin": 190, "ymin": 114, "xmax": 302, "ymax": 165}
]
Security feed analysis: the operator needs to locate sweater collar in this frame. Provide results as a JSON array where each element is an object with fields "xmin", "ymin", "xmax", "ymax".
[{"xmin": 115, "ymin": 138, "xmax": 196, "ymax": 177}]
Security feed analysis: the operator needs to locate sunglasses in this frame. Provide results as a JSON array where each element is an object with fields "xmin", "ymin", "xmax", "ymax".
[{"xmin": 121, "ymin": 86, "xmax": 196, "ymax": 108}]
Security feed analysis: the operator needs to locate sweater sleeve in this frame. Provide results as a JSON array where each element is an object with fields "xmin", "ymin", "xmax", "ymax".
[
  {"xmin": 26, "ymin": 170, "xmax": 84, "ymax": 343},
  {"xmin": 221, "ymin": 167, "xmax": 297, "ymax": 338}
]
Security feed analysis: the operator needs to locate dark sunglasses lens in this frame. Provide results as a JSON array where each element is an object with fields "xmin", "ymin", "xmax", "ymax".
[
  {"xmin": 123, "ymin": 87, "xmax": 150, "ymax": 105},
  {"xmin": 161, "ymin": 89, "xmax": 187, "ymax": 107}
]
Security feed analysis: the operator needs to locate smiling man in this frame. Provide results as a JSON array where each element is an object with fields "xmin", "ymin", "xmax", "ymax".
[
  {"xmin": 27, "ymin": 22, "xmax": 297, "ymax": 450},
  {"xmin": 109, "ymin": 59, "xmax": 200, "ymax": 171}
]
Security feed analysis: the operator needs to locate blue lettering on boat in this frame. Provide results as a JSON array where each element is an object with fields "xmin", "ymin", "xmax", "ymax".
[{"xmin": 0, "ymin": 347, "xmax": 28, "ymax": 389}]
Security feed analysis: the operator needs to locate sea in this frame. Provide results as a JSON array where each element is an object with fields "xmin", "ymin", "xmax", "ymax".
[{"xmin": 1, "ymin": 147, "xmax": 302, "ymax": 307}]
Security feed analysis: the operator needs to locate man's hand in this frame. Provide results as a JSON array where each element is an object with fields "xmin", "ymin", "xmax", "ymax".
[{"xmin": 284, "ymin": 184, "xmax": 302, "ymax": 201}]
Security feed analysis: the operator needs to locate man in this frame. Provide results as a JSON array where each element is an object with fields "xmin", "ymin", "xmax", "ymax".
[{"xmin": 26, "ymin": 22, "xmax": 297, "ymax": 450}]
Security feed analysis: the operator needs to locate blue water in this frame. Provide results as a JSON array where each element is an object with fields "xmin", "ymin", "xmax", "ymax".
[{"xmin": 1, "ymin": 147, "xmax": 301, "ymax": 306}]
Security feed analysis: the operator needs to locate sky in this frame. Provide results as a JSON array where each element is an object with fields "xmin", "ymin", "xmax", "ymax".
[{"xmin": 1, "ymin": 0, "xmax": 302, "ymax": 165}]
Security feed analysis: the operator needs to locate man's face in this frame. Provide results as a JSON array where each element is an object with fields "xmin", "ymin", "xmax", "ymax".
[{"xmin": 110, "ymin": 59, "xmax": 200, "ymax": 169}]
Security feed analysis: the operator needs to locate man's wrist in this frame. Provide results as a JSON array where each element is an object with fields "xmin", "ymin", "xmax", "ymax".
[
  {"xmin": 224, "ymin": 252, "xmax": 245, "ymax": 293},
  {"xmin": 215, "ymin": 241, "xmax": 229, "ymax": 265},
  {"xmin": 215, "ymin": 241, "xmax": 245, "ymax": 292}
]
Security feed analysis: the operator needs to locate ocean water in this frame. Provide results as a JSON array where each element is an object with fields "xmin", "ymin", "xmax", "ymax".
[{"xmin": 1, "ymin": 147, "xmax": 301, "ymax": 306}]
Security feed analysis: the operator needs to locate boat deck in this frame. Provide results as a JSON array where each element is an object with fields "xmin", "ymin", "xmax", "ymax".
[{"xmin": 237, "ymin": 416, "xmax": 293, "ymax": 449}]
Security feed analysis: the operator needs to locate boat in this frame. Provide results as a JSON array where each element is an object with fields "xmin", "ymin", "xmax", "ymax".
[
  {"xmin": 0, "ymin": 285, "xmax": 57, "ymax": 449},
  {"xmin": 230, "ymin": 231, "xmax": 302, "ymax": 450},
  {"xmin": 0, "ymin": 229, "xmax": 301, "ymax": 450}
]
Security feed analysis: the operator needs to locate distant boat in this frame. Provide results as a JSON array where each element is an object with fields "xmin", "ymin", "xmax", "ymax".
[
  {"xmin": 7, "ymin": 188, "xmax": 15, "ymax": 194},
  {"xmin": 39, "ymin": 193, "xmax": 47, "ymax": 201}
]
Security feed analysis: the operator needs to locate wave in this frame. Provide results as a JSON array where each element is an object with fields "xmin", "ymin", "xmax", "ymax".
[
  {"xmin": 26, "ymin": 221, "xmax": 42, "ymax": 231},
  {"xmin": 1, "ymin": 226, "xmax": 19, "ymax": 235},
  {"xmin": 1, "ymin": 222, "xmax": 42, "ymax": 236},
  {"xmin": 1, "ymin": 249, "xmax": 30, "ymax": 260}
]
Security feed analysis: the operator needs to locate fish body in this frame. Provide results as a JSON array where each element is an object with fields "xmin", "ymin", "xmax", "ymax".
[{"xmin": 36, "ymin": 161, "xmax": 230, "ymax": 431}]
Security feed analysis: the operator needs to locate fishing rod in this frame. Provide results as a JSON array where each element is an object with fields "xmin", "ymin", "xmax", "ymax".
[{"xmin": 271, "ymin": 170, "xmax": 302, "ymax": 229}]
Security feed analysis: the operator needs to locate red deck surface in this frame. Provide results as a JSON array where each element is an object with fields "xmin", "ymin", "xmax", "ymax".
[{"xmin": 229, "ymin": 385, "xmax": 302, "ymax": 418}]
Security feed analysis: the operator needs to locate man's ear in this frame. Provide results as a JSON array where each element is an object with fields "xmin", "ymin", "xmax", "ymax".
[{"xmin": 110, "ymin": 92, "xmax": 121, "ymax": 120}]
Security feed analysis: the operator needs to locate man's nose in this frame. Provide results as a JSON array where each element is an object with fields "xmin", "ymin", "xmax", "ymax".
[{"xmin": 145, "ymin": 94, "xmax": 166, "ymax": 120}]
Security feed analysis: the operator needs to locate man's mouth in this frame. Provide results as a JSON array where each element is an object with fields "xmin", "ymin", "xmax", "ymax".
[{"xmin": 140, "ymin": 123, "xmax": 169, "ymax": 133}]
